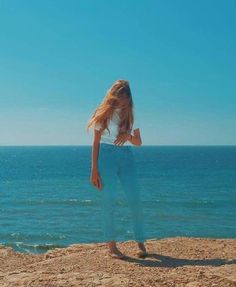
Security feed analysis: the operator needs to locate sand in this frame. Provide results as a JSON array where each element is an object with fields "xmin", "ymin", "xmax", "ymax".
[{"xmin": 0, "ymin": 237, "xmax": 235, "ymax": 287}]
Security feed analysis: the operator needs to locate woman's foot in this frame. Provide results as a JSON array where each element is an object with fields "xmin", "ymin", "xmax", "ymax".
[
  {"xmin": 137, "ymin": 242, "xmax": 148, "ymax": 258},
  {"xmin": 107, "ymin": 240, "xmax": 126, "ymax": 260},
  {"xmin": 109, "ymin": 249, "xmax": 126, "ymax": 259}
]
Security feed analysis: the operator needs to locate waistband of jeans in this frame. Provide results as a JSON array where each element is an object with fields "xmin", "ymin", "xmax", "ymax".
[{"xmin": 100, "ymin": 142, "xmax": 131, "ymax": 150}]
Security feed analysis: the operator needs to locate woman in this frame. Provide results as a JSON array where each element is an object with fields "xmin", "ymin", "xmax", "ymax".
[{"xmin": 87, "ymin": 79, "xmax": 148, "ymax": 259}]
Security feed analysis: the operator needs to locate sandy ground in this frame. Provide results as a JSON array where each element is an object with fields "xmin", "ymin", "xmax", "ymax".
[{"xmin": 0, "ymin": 237, "xmax": 235, "ymax": 287}]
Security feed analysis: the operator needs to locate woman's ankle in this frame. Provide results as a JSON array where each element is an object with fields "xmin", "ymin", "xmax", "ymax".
[
  {"xmin": 137, "ymin": 242, "xmax": 146, "ymax": 251},
  {"xmin": 107, "ymin": 240, "xmax": 117, "ymax": 251}
]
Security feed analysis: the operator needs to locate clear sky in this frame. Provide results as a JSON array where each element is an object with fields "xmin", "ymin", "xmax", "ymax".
[{"xmin": 0, "ymin": 0, "xmax": 235, "ymax": 145}]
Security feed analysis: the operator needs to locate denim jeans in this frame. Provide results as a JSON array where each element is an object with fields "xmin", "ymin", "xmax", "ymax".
[{"xmin": 97, "ymin": 142, "xmax": 146, "ymax": 243}]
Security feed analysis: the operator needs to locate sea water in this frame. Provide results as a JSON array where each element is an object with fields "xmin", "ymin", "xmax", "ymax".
[{"xmin": 0, "ymin": 145, "xmax": 235, "ymax": 254}]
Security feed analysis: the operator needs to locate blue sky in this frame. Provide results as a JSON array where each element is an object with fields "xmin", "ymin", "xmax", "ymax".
[{"xmin": 0, "ymin": 0, "xmax": 235, "ymax": 145}]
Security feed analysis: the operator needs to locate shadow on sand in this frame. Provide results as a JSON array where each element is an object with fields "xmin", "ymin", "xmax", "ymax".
[{"xmin": 121, "ymin": 253, "xmax": 236, "ymax": 268}]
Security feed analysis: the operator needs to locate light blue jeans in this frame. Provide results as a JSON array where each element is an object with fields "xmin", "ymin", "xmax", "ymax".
[{"xmin": 97, "ymin": 142, "xmax": 146, "ymax": 243}]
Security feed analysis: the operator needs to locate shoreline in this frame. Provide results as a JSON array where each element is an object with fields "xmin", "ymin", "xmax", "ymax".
[
  {"xmin": 2, "ymin": 235, "xmax": 236, "ymax": 255},
  {"xmin": 0, "ymin": 236, "xmax": 235, "ymax": 287}
]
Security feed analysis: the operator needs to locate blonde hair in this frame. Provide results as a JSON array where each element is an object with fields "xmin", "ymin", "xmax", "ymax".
[{"xmin": 86, "ymin": 79, "xmax": 134, "ymax": 136}]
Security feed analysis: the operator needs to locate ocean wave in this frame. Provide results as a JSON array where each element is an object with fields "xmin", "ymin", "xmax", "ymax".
[
  {"xmin": 2, "ymin": 241, "xmax": 66, "ymax": 254},
  {"xmin": 14, "ymin": 199, "xmax": 96, "ymax": 206},
  {"xmin": 183, "ymin": 199, "xmax": 233, "ymax": 208}
]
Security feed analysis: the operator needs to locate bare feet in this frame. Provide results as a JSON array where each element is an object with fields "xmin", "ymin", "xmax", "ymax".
[
  {"xmin": 137, "ymin": 242, "xmax": 148, "ymax": 258},
  {"xmin": 107, "ymin": 241, "xmax": 126, "ymax": 260},
  {"xmin": 109, "ymin": 249, "xmax": 126, "ymax": 259}
]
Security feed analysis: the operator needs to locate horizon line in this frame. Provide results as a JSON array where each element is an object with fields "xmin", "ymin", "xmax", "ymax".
[{"xmin": 0, "ymin": 144, "xmax": 235, "ymax": 147}]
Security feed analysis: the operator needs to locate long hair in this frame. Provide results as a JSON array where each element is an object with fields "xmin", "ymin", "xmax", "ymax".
[{"xmin": 86, "ymin": 79, "xmax": 134, "ymax": 136}]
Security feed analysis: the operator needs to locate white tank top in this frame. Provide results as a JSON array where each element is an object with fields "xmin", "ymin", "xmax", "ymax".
[{"xmin": 94, "ymin": 108, "xmax": 139, "ymax": 146}]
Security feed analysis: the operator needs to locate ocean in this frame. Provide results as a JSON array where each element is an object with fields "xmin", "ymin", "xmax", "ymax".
[{"xmin": 0, "ymin": 145, "xmax": 235, "ymax": 254}]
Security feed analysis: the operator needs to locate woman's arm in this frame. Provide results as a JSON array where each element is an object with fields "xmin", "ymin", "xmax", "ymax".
[
  {"xmin": 128, "ymin": 128, "xmax": 142, "ymax": 146},
  {"xmin": 92, "ymin": 130, "xmax": 101, "ymax": 169},
  {"xmin": 114, "ymin": 128, "xmax": 142, "ymax": 146},
  {"xmin": 90, "ymin": 129, "xmax": 103, "ymax": 190}
]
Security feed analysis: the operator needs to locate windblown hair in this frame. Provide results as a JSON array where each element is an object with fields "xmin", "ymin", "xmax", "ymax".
[{"xmin": 86, "ymin": 79, "xmax": 134, "ymax": 136}]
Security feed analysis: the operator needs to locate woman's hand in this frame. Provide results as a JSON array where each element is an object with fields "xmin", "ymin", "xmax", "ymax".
[
  {"xmin": 90, "ymin": 168, "xmax": 103, "ymax": 191},
  {"xmin": 114, "ymin": 132, "xmax": 131, "ymax": 146}
]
